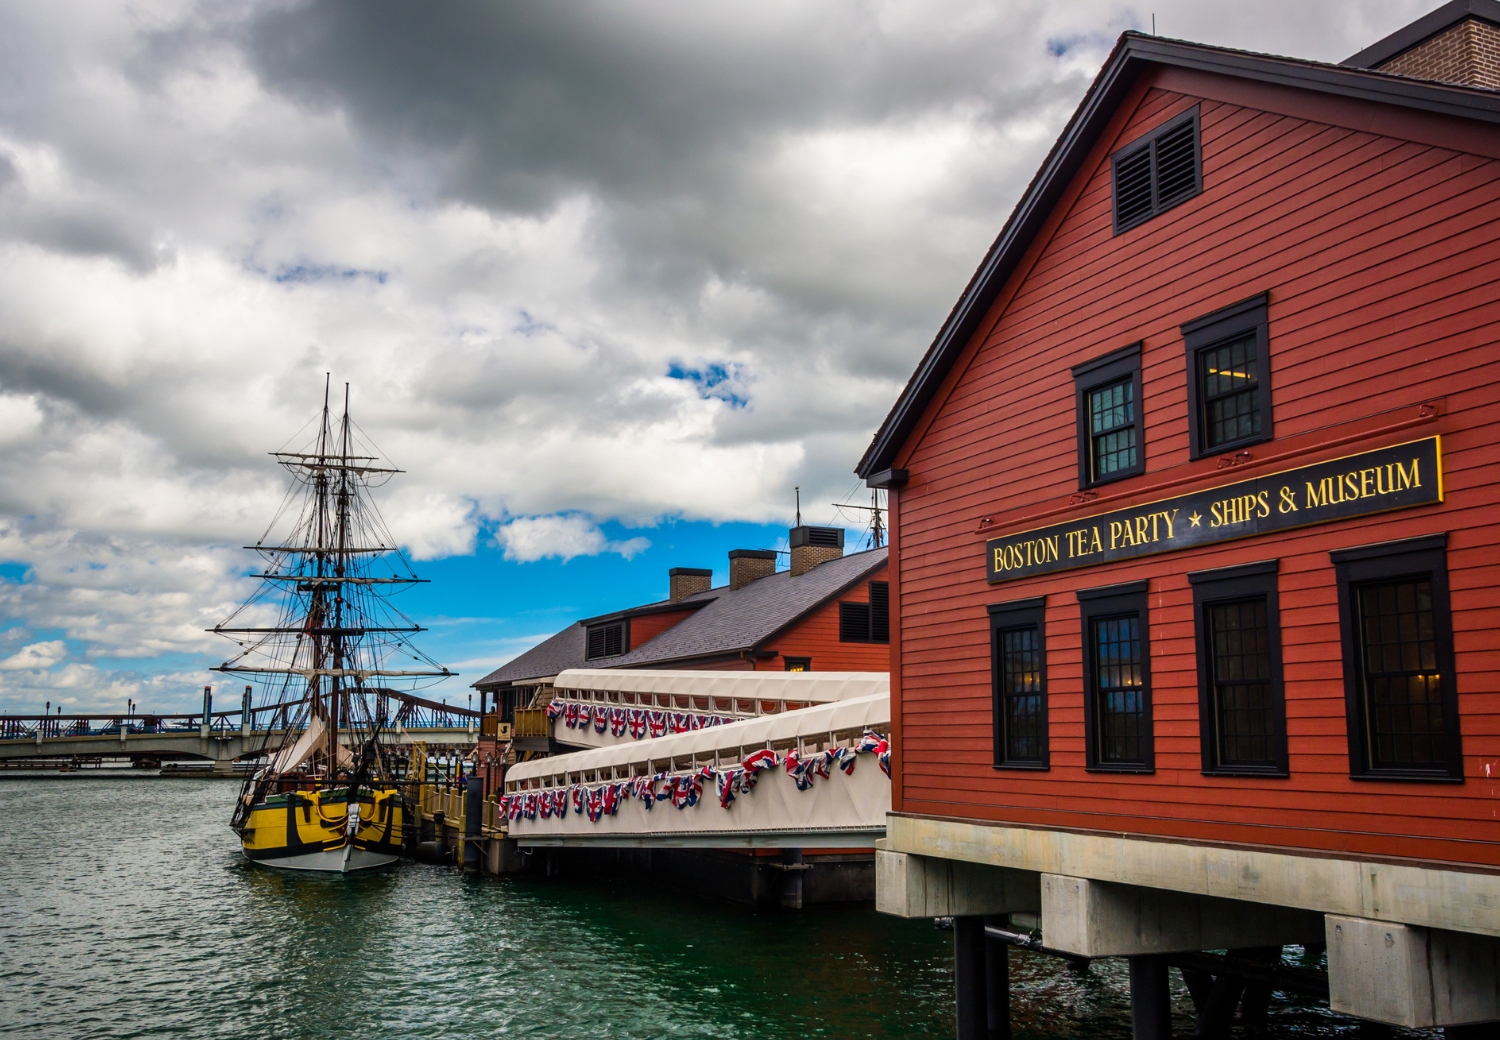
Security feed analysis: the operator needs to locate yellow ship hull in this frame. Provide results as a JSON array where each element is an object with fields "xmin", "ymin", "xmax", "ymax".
[{"xmin": 239, "ymin": 787, "xmax": 406, "ymax": 873}]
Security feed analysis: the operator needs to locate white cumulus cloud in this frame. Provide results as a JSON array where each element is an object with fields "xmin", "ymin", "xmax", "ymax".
[{"xmin": 496, "ymin": 515, "xmax": 651, "ymax": 563}]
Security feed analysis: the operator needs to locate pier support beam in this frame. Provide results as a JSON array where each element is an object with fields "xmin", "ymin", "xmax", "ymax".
[
  {"xmin": 876, "ymin": 846, "xmax": 1040, "ymax": 919},
  {"xmin": 1039, "ymin": 874, "xmax": 1324, "ymax": 958},
  {"xmin": 984, "ymin": 915, "xmax": 1011, "ymax": 1040},
  {"xmin": 1327, "ymin": 915, "xmax": 1500, "ymax": 1029},
  {"xmin": 1128, "ymin": 955, "xmax": 1171, "ymax": 1040},
  {"xmin": 954, "ymin": 915, "xmax": 987, "ymax": 1040}
]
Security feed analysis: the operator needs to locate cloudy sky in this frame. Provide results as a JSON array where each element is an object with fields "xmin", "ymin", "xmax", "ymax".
[{"xmin": 0, "ymin": 0, "xmax": 1431, "ymax": 714}]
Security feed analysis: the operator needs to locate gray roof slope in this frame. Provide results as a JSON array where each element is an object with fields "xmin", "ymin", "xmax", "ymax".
[
  {"xmin": 609, "ymin": 546, "xmax": 887, "ymax": 667},
  {"xmin": 856, "ymin": 30, "xmax": 1500, "ymax": 479},
  {"xmin": 1343, "ymin": 0, "xmax": 1500, "ymax": 68},
  {"xmin": 473, "ymin": 622, "xmax": 586, "ymax": 687},
  {"xmin": 472, "ymin": 546, "xmax": 888, "ymax": 686}
]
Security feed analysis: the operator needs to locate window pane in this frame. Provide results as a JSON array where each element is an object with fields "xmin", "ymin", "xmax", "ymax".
[
  {"xmin": 1000, "ymin": 626, "xmax": 1043, "ymax": 763},
  {"xmin": 1200, "ymin": 333, "xmax": 1260, "ymax": 449},
  {"xmin": 1356, "ymin": 578, "xmax": 1445, "ymax": 769},
  {"xmin": 1088, "ymin": 379, "xmax": 1137, "ymax": 479},
  {"xmin": 1206, "ymin": 597, "xmax": 1276, "ymax": 768},
  {"xmin": 1093, "ymin": 615, "xmax": 1146, "ymax": 764}
]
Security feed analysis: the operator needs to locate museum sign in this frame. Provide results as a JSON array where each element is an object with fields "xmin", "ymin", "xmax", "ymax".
[{"xmin": 984, "ymin": 437, "xmax": 1443, "ymax": 583}]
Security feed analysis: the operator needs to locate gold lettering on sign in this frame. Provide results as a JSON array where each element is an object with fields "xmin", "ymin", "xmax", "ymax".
[
  {"xmin": 1210, "ymin": 491, "xmax": 1270, "ymax": 528},
  {"xmin": 1305, "ymin": 459, "xmax": 1420, "ymax": 509},
  {"xmin": 1108, "ymin": 510, "xmax": 1179, "ymax": 550},
  {"xmin": 991, "ymin": 533, "xmax": 1062, "ymax": 574}
]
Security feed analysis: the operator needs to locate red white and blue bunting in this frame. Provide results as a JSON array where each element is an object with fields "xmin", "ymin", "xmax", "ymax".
[
  {"xmin": 500, "ymin": 731, "xmax": 890, "ymax": 825},
  {"xmin": 548, "ymin": 699, "xmax": 737, "ymax": 740}
]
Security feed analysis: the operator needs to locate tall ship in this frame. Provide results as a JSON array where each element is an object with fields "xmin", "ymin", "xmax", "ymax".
[{"xmin": 216, "ymin": 380, "xmax": 453, "ymax": 872}]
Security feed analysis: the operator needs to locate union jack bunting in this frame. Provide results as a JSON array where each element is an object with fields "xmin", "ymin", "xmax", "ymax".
[
  {"xmin": 545, "ymin": 700, "xmax": 564, "ymax": 721},
  {"xmin": 577, "ymin": 704, "xmax": 593, "ymax": 729},
  {"xmin": 627, "ymin": 709, "xmax": 647, "ymax": 739},
  {"xmin": 601, "ymin": 782, "xmax": 622, "ymax": 816},
  {"xmin": 593, "ymin": 707, "xmax": 609, "ymax": 734},
  {"xmin": 831, "ymin": 745, "xmax": 859, "ymax": 775},
  {"xmin": 716, "ymin": 767, "xmax": 742, "ymax": 807},
  {"xmin": 646, "ymin": 711, "xmax": 668, "ymax": 738},
  {"xmin": 563, "ymin": 702, "xmax": 581, "ymax": 729},
  {"xmin": 610, "ymin": 708, "xmax": 628, "ymax": 736},
  {"xmin": 585, "ymin": 786, "xmax": 605, "ymax": 822},
  {"xmin": 879, "ymin": 748, "xmax": 891, "ymax": 778},
  {"xmin": 631, "ymin": 773, "xmax": 659, "ymax": 809},
  {"xmin": 538, "ymin": 792, "xmax": 554, "ymax": 819},
  {"xmin": 742, "ymin": 748, "xmax": 780, "ymax": 776},
  {"xmin": 668, "ymin": 712, "xmax": 691, "ymax": 734},
  {"xmin": 523, "ymin": 793, "xmax": 537, "ymax": 820},
  {"xmin": 571, "ymin": 785, "xmax": 584, "ymax": 814},
  {"xmin": 669, "ymin": 772, "xmax": 703, "ymax": 809}
]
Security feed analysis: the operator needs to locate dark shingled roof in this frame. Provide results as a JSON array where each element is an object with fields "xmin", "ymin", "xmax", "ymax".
[
  {"xmin": 611, "ymin": 547, "xmax": 887, "ymax": 667},
  {"xmin": 471, "ymin": 546, "xmax": 888, "ymax": 686}
]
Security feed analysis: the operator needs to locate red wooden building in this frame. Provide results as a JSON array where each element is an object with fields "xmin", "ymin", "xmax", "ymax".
[{"xmin": 859, "ymin": 4, "xmax": 1500, "ymax": 1035}]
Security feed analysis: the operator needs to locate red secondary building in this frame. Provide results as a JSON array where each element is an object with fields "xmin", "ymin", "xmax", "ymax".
[{"xmin": 859, "ymin": 4, "xmax": 1500, "ymax": 1036}]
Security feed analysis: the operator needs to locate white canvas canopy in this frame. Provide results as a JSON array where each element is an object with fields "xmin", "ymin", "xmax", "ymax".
[
  {"xmin": 551, "ymin": 668, "xmax": 887, "ymax": 704},
  {"xmin": 508, "ymin": 691, "xmax": 889, "ymax": 786}
]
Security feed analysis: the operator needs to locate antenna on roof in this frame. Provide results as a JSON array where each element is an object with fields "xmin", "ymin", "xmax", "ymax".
[
  {"xmin": 1152, "ymin": 13, "xmax": 1156, "ymax": 35},
  {"xmin": 795, "ymin": 486, "xmax": 801, "ymax": 527}
]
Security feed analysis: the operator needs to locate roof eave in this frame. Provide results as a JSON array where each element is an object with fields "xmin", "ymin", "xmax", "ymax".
[{"xmin": 855, "ymin": 32, "xmax": 1500, "ymax": 478}]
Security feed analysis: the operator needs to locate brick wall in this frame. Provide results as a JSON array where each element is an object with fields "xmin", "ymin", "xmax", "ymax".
[{"xmin": 1378, "ymin": 18, "xmax": 1500, "ymax": 89}]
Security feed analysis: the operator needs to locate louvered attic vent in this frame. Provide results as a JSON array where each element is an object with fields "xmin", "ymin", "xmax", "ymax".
[{"xmin": 1112, "ymin": 109, "xmax": 1201, "ymax": 234}]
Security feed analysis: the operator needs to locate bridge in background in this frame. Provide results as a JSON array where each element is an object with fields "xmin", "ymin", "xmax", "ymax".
[{"xmin": 0, "ymin": 697, "xmax": 480, "ymax": 768}]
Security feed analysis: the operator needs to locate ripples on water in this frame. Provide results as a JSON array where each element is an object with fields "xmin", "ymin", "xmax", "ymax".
[{"xmin": 0, "ymin": 779, "xmax": 1424, "ymax": 1039}]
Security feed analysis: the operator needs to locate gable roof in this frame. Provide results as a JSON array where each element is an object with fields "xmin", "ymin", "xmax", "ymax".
[
  {"xmin": 855, "ymin": 30, "xmax": 1500, "ymax": 479},
  {"xmin": 472, "ymin": 546, "xmax": 888, "ymax": 686}
]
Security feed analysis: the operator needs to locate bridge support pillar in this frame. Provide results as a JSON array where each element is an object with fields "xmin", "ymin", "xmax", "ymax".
[{"xmin": 780, "ymin": 849, "xmax": 804, "ymax": 910}]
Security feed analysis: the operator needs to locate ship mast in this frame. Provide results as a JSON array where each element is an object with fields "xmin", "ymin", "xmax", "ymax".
[{"xmin": 210, "ymin": 376, "xmax": 453, "ymax": 779}]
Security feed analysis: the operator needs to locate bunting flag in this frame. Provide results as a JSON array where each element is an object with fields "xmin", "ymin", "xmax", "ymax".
[
  {"xmin": 563, "ymin": 702, "xmax": 581, "ymax": 729},
  {"xmin": 610, "ymin": 708, "xmax": 629, "ymax": 736},
  {"xmin": 593, "ymin": 707, "xmax": 609, "ymax": 734},
  {"xmin": 646, "ymin": 711, "xmax": 668, "ymax": 738},
  {"xmin": 668, "ymin": 712, "xmax": 691, "ymax": 734},
  {"xmin": 506, "ymin": 731, "xmax": 892, "ymax": 827},
  {"xmin": 716, "ymin": 767, "xmax": 742, "ymax": 807},
  {"xmin": 627, "ymin": 709, "xmax": 647, "ymax": 739},
  {"xmin": 545, "ymin": 700, "xmax": 564, "ymax": 721},
  {"xmin": 577, "ymin": 704, "xmax": 594, "ymax": 729},
  {"xmin": 585, "ymin": 785, "xmax": 605, "ymax": 822}
]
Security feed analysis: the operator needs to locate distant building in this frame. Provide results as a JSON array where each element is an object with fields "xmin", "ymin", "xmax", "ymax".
[
  {"xmin": 858, "ymin": 3, "xmax": 1500, "ymax": 1034},
  {"xmin": 473, "ymin": 525, "xmax": 889, "ymax": 728}
]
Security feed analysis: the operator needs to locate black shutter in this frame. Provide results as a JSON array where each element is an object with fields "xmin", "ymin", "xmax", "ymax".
[
  {"xmin": 840, "ymin": 602, "xmax": 872, "ymax": 642},
  {"xmin": 1113, "ymin": 146, "xmax": 1154, "ymax": 229},
  {"xmin": 868, "ymin": 582, "xmax": 890, "ymax": 643},
  {"xmin": 1154, "ymin": 121, "xmax": 1199, "ymax": 207},
  {"xmin": 1112, "ymin": 109, "xmax": 1200, "ymax": 233},
  {"xmin": 586, "ymin": 622, "xmax": 625, "ymax": 659}
]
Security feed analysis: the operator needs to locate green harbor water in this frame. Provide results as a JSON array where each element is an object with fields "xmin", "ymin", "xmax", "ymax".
[{"xmin": 0, "ymin": 778, "xmax": 1400, "ymax": 1038}]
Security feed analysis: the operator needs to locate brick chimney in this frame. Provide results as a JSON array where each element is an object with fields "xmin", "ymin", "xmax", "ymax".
[
  {"xmin": 1345, "ymin": 2, "xmax": 1500, "ymax": 89},
  {"xmin": 668, "ymin": 567, "xmax": 712, "ymax": 602},
  {"xmin": 789, "ymin": 525, "xmax": 843, "ymax": 577},
  {"xmin": 728, "ymin": 549, "xmax": 776, "ymax": 590}
]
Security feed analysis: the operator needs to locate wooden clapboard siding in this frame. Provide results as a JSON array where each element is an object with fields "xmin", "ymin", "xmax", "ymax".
[
  {"xmin": 765, "ymin": 565, "xmax": 892, "ymax": 672},
  {"xmin": 889, "ymin": 68, "xmax": 1500, "ymax": 868},
  {"xmin": 626, "ymin": 607, "xmax": 699, "ymax": 652}
]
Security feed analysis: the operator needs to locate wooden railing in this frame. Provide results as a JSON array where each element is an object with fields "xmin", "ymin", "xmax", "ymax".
[{"xmin": 512, "ymin": 708, "xmax": 549, "ymax": 738}]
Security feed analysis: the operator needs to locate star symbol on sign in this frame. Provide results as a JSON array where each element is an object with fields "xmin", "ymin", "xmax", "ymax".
[{"xmin": 1189, "ymin": 512, "xmax": 1202, "ymax": 527}]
